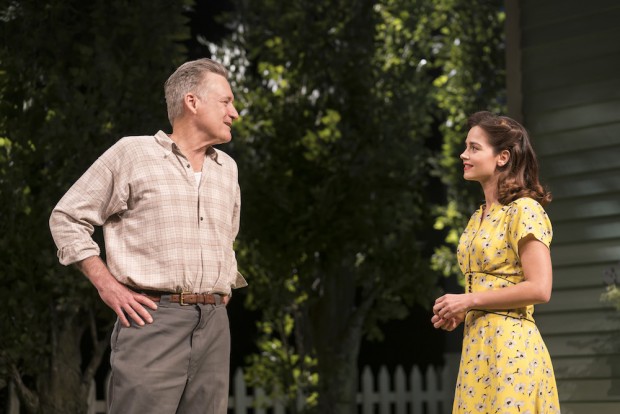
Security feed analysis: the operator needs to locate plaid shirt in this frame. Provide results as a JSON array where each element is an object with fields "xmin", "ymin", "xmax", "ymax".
[{"xmin": 50, "ymin": 131, "xmax": 246, "ymax": 294}]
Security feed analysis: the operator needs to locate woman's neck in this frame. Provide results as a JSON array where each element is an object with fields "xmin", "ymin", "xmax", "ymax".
[{"xmin": 481, "ymin": 178, "xmax": 499, "ymax": 209}]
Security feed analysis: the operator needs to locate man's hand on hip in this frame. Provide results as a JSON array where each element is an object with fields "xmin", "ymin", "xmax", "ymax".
[{"xmin": 76, "ymin": 256, "xmax": 158, "ymax": 327}]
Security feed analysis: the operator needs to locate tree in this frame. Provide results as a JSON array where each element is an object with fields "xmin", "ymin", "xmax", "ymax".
[
  {"xmin": 429, "ymin": 0, "xmax": 506, "ymax": 280},
  {"xmin": 207, "ymin": 1, "xmax": 506, "ymax": 413},
  {"xmin": 0, "ymin": 1, "xmax": 190, "ymax": 412},
  {"xmin": 208, "ymin": 1, "xmax": 442, "ymax": 412}
]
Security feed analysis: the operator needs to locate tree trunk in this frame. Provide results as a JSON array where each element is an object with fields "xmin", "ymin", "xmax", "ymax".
[
  {"xmin": 310, "ymin": 270, "xmax": 376, "ymax": 414},
  {"xmin": 37, "ymin": 312, "xmax": 89, "ymax": 414},
  {"xmin": 13, "ymin": 308, "xmax": 109, "ymax": 414},
  {"xmin": 315, "ymin": 338, "xmax": 360, "ymax": 414}
]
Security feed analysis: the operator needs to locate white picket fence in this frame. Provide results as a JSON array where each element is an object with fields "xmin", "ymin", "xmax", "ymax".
[
  {"xmin": 89, "ymin": 366, "xmax": 454, "ymax": 414},
  {"xmin": 8, "ymin": 363, "xmax": 456, "ymax": 414},
  {"xmin": 228, "ymin": 365, "xmax": 454, "ymax": 414},
  {"xmin": 360, "ymin": 365, "xmax": 453, "ymax": 414}
]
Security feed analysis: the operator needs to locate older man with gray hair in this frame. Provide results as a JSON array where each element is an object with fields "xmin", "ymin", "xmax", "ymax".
[{"xmin": 50, "ymin": 58, "xmax": 246, "ymax": 413}]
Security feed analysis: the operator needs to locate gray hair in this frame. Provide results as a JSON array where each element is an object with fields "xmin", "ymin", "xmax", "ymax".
[{"xmin": 164, "ymin": 58, "xmax": 229, "ymax": 126}]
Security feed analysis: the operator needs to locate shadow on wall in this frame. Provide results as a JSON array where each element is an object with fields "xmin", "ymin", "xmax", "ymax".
[{"xmin": 548, "ymin": 261, "xmax": 620, "ymax": 414}]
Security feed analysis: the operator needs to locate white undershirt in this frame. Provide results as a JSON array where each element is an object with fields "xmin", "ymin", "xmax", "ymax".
[{"xmin": 194, "ymin": 172, "xmax": 202, "ymax": 187}]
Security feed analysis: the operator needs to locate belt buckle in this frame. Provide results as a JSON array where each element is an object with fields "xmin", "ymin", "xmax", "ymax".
[{"xmin": 179, "ymin": 291, "xmax": 192, "ymax": 306}]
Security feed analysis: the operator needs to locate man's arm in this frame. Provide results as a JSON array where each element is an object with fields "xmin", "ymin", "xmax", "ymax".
[
  {"xmin": 50, "ymin": 142, "xmax": 156, "ymax": 325},
  {"xmin": 76, "ymin": 256, "xmax": 157, "ymax": 327}
]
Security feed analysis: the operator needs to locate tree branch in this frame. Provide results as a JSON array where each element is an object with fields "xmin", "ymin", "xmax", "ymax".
[
  {"xmin": 10, "ymin": 363, "xmax": 39, "ymax": 413},
  {"xmin": 82, "ymin": 310, "xmax": 110, "ymax": 384},
  {"xmin": 344, "ymin": 286, "xmax": 378, "ymax": 344}
]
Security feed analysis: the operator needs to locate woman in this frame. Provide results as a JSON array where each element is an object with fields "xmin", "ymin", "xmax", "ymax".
[{"xmin": 432, "ymin": 111, "xmax": 560, "ymax": 413}]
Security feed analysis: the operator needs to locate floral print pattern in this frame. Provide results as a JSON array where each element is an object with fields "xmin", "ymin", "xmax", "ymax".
[{"xmin": 453, "ymin": 197, "xmax": 560, "ymax": 413}]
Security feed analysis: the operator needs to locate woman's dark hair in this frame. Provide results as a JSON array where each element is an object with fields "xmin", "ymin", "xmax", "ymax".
[{"xmin": 467, "ymin": 111, "xmax": 552, "ymax": 206}]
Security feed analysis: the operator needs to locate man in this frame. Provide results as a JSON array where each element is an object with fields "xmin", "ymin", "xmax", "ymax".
[{"xmin": 49, "ymin": 58, "xmax": 246, "ymax": 414}]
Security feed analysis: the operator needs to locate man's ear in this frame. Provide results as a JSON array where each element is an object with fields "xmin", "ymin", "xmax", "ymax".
[{"xmin": 184, "ymin": 93, "xmax": 199, "ymax": 114}]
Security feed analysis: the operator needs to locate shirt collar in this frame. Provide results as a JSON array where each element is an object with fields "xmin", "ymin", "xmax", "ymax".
[
  {"xmin": 154, "ymin": 130, "xmax": 175, "ymax": 155},
  {"xmin": 154, "ymin": 130, "xmax": 220, "ymax": 164}
]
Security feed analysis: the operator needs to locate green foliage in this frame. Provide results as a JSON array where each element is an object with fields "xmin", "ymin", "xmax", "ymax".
[
  {"xmin": 230, "ymin": 0, "xmax": 439, "ymax": 326},
  {"xmin": 205, "ymin": 0, "xmax": 502, "ymax": 412},
  {"xmin": 244, "ymin": 309, "xmax": 319, "ymax": 410},
  {"xmin": 428, "ymin": 0, "xmax": 506, "ymax": 283},
  {"xmin": 601, "ymin": 285, "xmax": 620, "ymax": 311},
  {"xmin": 601, "ymin": 263, "xmax": 620, "ymax": 311},
  {"xmin": 0, "ymin": 0, "xmax": 190, "ymax": 410},
  {"xmin": 207, "ymin": 1, "xmax": 506, "ymax": 411}
]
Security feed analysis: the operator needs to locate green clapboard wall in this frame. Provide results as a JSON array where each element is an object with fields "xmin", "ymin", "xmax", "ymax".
[{"xmin": 507, "ymin": 1, "xmax": 620, "ymax": 413}]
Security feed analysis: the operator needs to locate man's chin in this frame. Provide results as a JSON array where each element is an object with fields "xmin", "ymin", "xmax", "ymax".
[{"xmin": 214, "ymin": 135, "xmax": 232, "ymax": 145}]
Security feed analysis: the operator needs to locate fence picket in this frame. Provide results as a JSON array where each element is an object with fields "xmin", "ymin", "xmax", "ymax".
[
  {"xmin": 378, "ymin": 366, "xmax": 391, "ymax": 413},
  {"xmin": 410, "ymin": 366, "xmax": 423, "ymax": 414},
  {"xmin": 427, "ymin": 367, "xmax": 439, "ymax": 414},
  {"xmin": 394, "ymin": 366, "xmax": 407, "ymax": 414},
  {"xmin": 360, "ymin": 366, "xmax": 375, "ymax": 414},
  {"xmin": 441, "ymin": 364, "xmax": 453, "ymax": 413},
  {"xmin": 254, "ymin": 386, "xmax": 267, "ymax": 414},
  {"xmin": 232, "ymin": 368, "xmax": 247, "ymax": 414}
]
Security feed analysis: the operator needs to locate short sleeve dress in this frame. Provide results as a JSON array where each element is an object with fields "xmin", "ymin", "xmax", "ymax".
[{"xmin": 452, "ymin": 197, "xmax": 561, "ymax": 413}]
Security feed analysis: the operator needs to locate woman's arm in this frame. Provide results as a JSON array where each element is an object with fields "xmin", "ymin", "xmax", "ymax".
[{"xmin": 433, "ymin": 234, "xmax": 552, "ymax": 321}]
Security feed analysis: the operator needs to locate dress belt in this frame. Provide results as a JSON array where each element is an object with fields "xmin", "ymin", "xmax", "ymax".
[{"xmin": 467, "ymin": 309, "xmax": 535, "ymax": 324}]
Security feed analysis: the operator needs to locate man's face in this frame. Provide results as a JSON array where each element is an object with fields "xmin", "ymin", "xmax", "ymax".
[{"xmin": 195, "ymin": 73, "xmax": 239, "ymax": 144}]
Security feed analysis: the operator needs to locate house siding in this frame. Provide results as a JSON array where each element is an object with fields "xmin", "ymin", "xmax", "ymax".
[{"xmin": 508, "ymin": 1, "xmax": 620, "ymax": 413}]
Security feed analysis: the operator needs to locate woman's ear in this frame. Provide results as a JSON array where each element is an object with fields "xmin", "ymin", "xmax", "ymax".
[{"xmin": 497, "ymin": 149, "xmax": 510, "ymax": 167}]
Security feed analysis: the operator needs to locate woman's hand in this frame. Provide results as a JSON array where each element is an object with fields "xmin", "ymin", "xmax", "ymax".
[
  {"xmin": 433, "ymin": 293, "xmax": 472, "ymax": 320},
  {"xmin": 431, "ymin": 293, "xmax": 472, "ymax": 331},
  {"xmin": 431, "ymin": 312, "xmax": 465, "ymax": 331}
]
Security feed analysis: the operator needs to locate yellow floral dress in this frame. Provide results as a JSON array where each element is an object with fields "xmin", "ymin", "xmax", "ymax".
[{"xmin": 453, "ymin": 197, "xmax": 561, "ymax": 413}]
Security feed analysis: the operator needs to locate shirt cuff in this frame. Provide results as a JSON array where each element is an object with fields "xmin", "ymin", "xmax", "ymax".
[
  {"xmin": 57, "ymin": 241, "xmax": 101, "ymax": 266},
  {"xmin": 231, "ymin": 271, "xmax": 248, "ymax": 289}
]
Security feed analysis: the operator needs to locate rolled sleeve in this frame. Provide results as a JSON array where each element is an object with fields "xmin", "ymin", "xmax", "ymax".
[
  {"xmin": 232, "ymin": 271, "xmax": 248, "ymax": 289},
  {"xmin": 55, "ymin": 238, "xmax": 101, "ymax": 265},
  {"xmin": 49, "ymin": 151, "xmax": 127, "ymax": 265}
]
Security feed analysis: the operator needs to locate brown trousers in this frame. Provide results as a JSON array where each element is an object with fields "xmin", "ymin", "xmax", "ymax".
[{"xmin": 107, "ymin": 297, "xmax": 230, "ymax": 414}]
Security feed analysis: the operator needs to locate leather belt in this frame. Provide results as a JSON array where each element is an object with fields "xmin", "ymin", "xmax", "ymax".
[{"xmin": 142, "ymin": 291, "xmax": 224, "ymax": 305}]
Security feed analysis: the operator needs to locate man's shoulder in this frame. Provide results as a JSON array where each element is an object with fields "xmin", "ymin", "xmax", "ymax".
[
  {"xmin": 113, "ymin": 134, "xmax": 156, "ymax": 149},
  {"xmin": 97, "ymin": 135, "xmax": 160, "ymax": 170},
  {"xmin": 103, "ymin": 135, "xmax": 157, "ymax": 157}
]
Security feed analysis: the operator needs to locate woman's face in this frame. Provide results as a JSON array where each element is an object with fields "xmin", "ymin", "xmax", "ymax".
[{"xmin": 460, "ymin": 126, "xmax": 507, "ymax": 184}]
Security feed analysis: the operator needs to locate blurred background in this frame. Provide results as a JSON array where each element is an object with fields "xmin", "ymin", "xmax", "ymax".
[{"xmin": 1, "ymin": 1, "xmax": 620, "ymax": 413}]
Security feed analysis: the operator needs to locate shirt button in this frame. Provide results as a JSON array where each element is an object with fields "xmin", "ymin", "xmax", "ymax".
[
  {"xmin": 200, "ymin": 217, "xmax": 204, "ymax": 221},
  {"xmin": 186, "ymin": 164, "xmax": 190, "ymax": 168}
]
